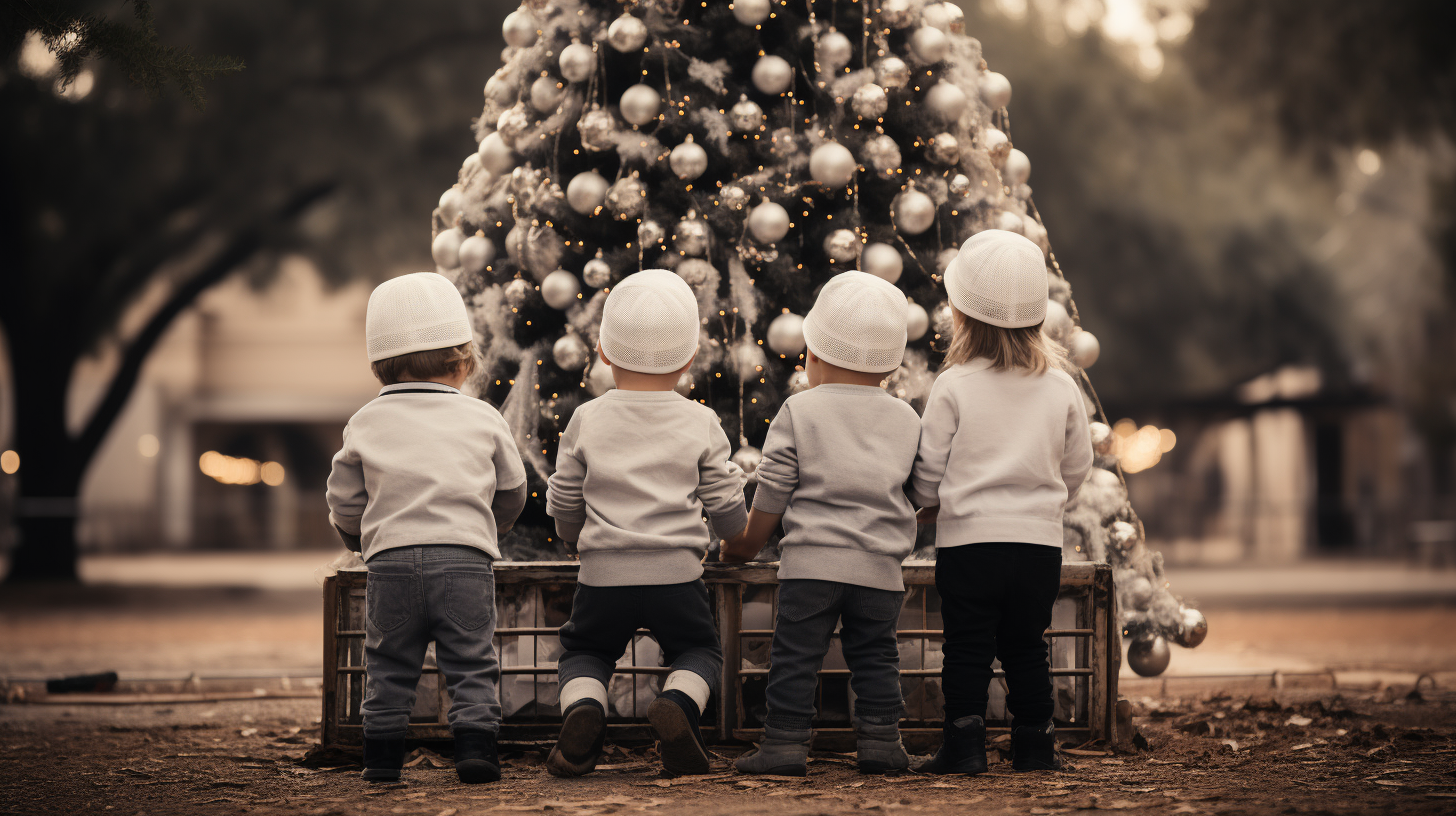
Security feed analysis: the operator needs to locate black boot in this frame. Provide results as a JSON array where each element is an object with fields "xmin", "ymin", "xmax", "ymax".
[
  {"xmin": 547, "ymin": 698, "xmax": 607, "ymax": 778},
  {"xmin": 647, "ymin": 689, "xmax": 711, "ymax": 777},
  {"xmin": 453, "ymin": 730, "xmax": 501, "ymax": 783},
  {"xmin": 1011, "ymin": 719, "xmax": 1061, "ymax": 771},
  {"xmin": 362, "ymin": 737, "xmax": 406, "ymax": 782},
  {"xmin": 915, "ymin": 715, "xmax": 987, "ymax": 775}
]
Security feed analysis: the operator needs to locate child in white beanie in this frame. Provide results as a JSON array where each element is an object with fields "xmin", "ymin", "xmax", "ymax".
[
  {"xmin": 911, "ymin": 230, "xmax": 1094, "ymax": 775},
  {"xmin": 545, "ymin": 269, "xmax": 748, "ymax": 779},
  {"xmin": 326, "ymin": 272, "xmax": 527, "ymax": 785},
  {"xmin": 721, "ymin": 271, "xmax": 921, "ymax": 777}
]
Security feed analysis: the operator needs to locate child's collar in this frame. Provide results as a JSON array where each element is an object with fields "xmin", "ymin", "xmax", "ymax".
[{"xmin": 379, "ymin": 382, "xmax": 461, "ymax": 396}]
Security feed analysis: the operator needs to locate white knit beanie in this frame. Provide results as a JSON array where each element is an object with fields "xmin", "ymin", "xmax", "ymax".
[
  {"xmin": 365, "ymin": 272, "xmax": 474, "ymax": 362},
  {"xmin": 943, "ymin": 229, "xmax": 1048, "ymax": 328},
  {"xmin": 599, "ymin": 269, "xmax": 701, "ymax": 374},
  {"xmin": 802, "ymin": 271, "xmax": 908, "ymax": 373}
]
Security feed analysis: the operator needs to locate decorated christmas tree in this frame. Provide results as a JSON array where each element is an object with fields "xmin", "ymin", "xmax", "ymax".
[{"xmin": 429, "ymin": 0, "xmax": 1204, "ymax": 674}]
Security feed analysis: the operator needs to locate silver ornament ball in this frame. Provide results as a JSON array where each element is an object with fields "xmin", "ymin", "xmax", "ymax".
[
  {"xmin": 605, "ymin": 176, "xmax": 647, "ymax": 220},
  {"xmin": 1071, "ymin": 330, "xmax": 1101, "ymax": 369},
  {"xmin": 669, "ymin": 137, "xmax": 709, "ymax": 180},
  {"xmin": 817, "ymin": 30, "xmax": 853, "ymax": 73},
  {"xmin": 926, "ymin": 82, "xmax": 969, "ymax": 122},
  {"xmin": 980, "ymin": 71, "xmax": 1013, "ymax": 109},
  {"xmin": 437, "ymin": 187, "xmax": 463, "ymax": 225},
  {"xmin": 530, "ymin": 75, "xmax": 565, "ymax": 114},
  {"xmin": 620, "ymin": 83, "xmax": 661, "ymax": 127},
  {"xmin": 729, "ymin": 95, "xmax": 765, "ymax": 132},
  {"xmin": 501, "ymin": 9, "xmax": 538, "ymax": 48},
  {"xmin": 851, "ymin": 83, "xmax": 888, "ymax": 119},
  {"xmin": 982, "ymin": 127, "xmax": 1012, "ymax": 166},
  {"xmin": 767, "ymin": 312, "xmax": 806, "ymax": 355},
  {"xmin": 1003, "ymin": 148, "xmax": 1032, "ymax": 186},
  {"xmin": 721, "ymin": 185, "xmax": 750, "ymax": 211},
  {"xmin": 874, "ymin": 56, "xmax": 911, "ymax": 89},
  {"xmin": 906, "ymin": 302, "xmax": 930, "ymax": 341},
  {"xmin": 752, "ymin": 55, "xmax": 794, "ymax": 95},
  {"xmin": 1089, "ymin": 422, "xmax": 1114, "ymax": 456},
  {"xmin": 637, "ymin": 219, "xmax": 667, "ymax": 247},
  {"xmin": 863, "ymin": 134, "xmax": 902, "ymax": 175},
  {"xmin": 822, "ymin": 229, "xmax": 861, "ymax": 265},
  {"xmin": 674, "ymin": 218, "xmax": 711, "ymax": 256},
  {"xmin": 607, "ymin": 14, "xmax": 648, "ymax": 53},
  {"xmin": 748, "ymin": 201, "xmax": 791, "ymax": 244},
  {"xmin": 541, "ymin": 269, "xmax": 582, "ymax": 309},
  {"xmin": 503, "ymin": 277, "xmax": 532, "ymax": 309},
  {"xmin": 1043, "ymin": 299, "xmax": 1073, "ymax": 344},
  {"xmin": 582, "ymin": 256, "xmax": 612, "ymax": 288},
  {"xmin": 879, "ymin": 0, "xmax": 915, "ymax": 28},
  {"xmin": 732, "ymin": 0, "xmax": 771, "ymax": 25},
  {"xmin": 948, "ymin": 173, "xmax": 972, "ymax": 197},
  {"xmin": 809, "ymin": 141, "xmax": 857, "ymax": 187},
  {"xmin": 559, "ymin": 42, "xmax": 596, "ymax": 83},
  {"xmin": 862, "ymin": 242, "xmax": 904, "ymax": 284},
  {"xmin": 1127, "ymin": 635, "xmax": 1171, "ymax": 677},
  {"xmin": 893, "ymin": 188, "xmax": 937, "ymax": 236},
  {"xmin": 478, "ymin": 131, "xmax": 517, "ymax": 175},
  {"xmin": 908, "ymin": 26, "xmax": 950, "ymax": 64},
  {"xmin": 676, "ymin": 258, "xmax": 715, "ymax": 286},
  {"xmin": 927, "ymin": 132, "xmax": 960, "ymax": 165},
  {"xmin": 1175, "ymin": 608, "xmax": 1208, "ymax": 649},
  {"xmin": 921, "ymin": 2, "xmax": 963, "ymax": 32},
  {"xmin": 578, "ymin": 107, "xmax": 619, "ymax": 152},
  {"xmin": 432, "ymin": 228, "xmax": 465, "ymax": 269},
  {"xmin": 996, "ymin": 209, "xmax": 1025, "ymax": 234},
  {"xmin": 458, "ymin": 234, "xmax": 496, "ymax": 274},
  {"xmin": 553, "ymin": 333, "xmax": 591, "ymax": 371},
  {"xmin": 496, "ymin": 105, "xmax": 530, "ymax": 148},
  {"xmin": 566, "ymin": 171, "xmax": 610, "ymax": 215},
  {"xmin": 484, "ymin": 71, "xmax": 515, "ymax": 106}
]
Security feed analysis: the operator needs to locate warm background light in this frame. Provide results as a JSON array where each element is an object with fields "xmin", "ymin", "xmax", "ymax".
[
  {"xmin": 137, "ymin": 434, "xmax": 160, "ymax": 458},
  {"xmin": 0, "ymin": 450, "xmax": 18, "ymax": 475},
  {"xmin": 198, "ymin": 451, "xmax": 284, "ymax": 487}
]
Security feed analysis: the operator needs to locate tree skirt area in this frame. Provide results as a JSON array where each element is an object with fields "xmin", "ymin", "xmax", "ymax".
[{"xmin": 1, "ymin": 688, "xmax": 1453, "ymax": 816}]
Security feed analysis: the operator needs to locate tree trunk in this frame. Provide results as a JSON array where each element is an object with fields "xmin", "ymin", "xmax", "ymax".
[{"xmin": 5, "ymin": 346, "xmax": 83, "ymax": 583}]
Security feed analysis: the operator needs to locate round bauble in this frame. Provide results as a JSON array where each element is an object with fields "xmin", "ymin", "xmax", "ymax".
[
  {"xmin": 721, "ymin": 185, "xmax": 750, "ymax": 211},
  {"xmin": 530, "ymin": 75, "xmax": 566, "ymax": 114},
  {"xmin": 586, "ymin": 359, "xmax": 615, "ymax": 395},
  {"xmin": 438, "ymin": 187, "xmax": 463, "ymax": 225},
  {"xmin": 620, "ymin": 83, "xmax": 661, "ymax": 126},
  {"xmin": 1175, "ymin": 608, "xmax": 1208, "ymax": 649},
  {"xmin": 786, "ymin": 369, "xmax": 811, "ymax": 394},
  {"xmin": 862, "ymin": 242, "xmax": 904, "ymax": 284},
  {"xmin": 484, "ymin": 71, "xmax": 515, "ymax": 106},
  {"xmin": 478, "ymin": 131, "xmax": 517, "ymax": 175},
  {"xmin": 605, "ymin": 176, "xmax": 647, "ymax": 220},
  {"xmin": 582, "ymin": 255, "xmax": 612, "ymax": 288},
  {"xmin": 948, "ymin": 173, "xmax": 972, "ymax": 197},
  {"xmin": 732, "ymin": 0, "xmax": 772, "ymax": 25},
  {"xmin": 906, "ymin": 301, "xmax": 930, "ymax": 340},
  {"xmin": 927, "ymin": 132, "xmax": 960, "ymax": 165},
  {"xmin": 607, "ymin": 14, "xmax": 648, "ymax": 52},
  {"xmin": 674, "ymin": 371, "xmax": 695, "ymax": 397},
  {"xmin": 996, "ymin": 209, "xmax": 1025, "ymax": 234},
  {"xmin": 752, "ymin": 55, "xmax": 794, "ymax": 95},
  {"xmin": 908, "ymin": 26, "xmax": 950, "ymax": 64},
  {"xmin": 496, "ymin": 105, "xmax": 530, "ymax": 147},
  {"xmin": 1003, "ymin": 148, "xmax": 1032, "ymax": 186},
  {"xmin": 1127, "ymin": 635, "xmax": 1171, "ymax": 677},
  {"xmin": 893, "ymin": 188, "xmax": 936, "ymax": 236},
  {"xmin": 863, "ymin": 134, "xmax": 902, "ymax": 174},
  {"xmin": 874, "ymin": 56, "xmax": 911, "ymax": 89},
  {"xmin": 541, "ymin": 269, "xmax": 582, "ymax": 309},
  {"xmin": 461, "ymin": 152, "xmax": 483, "ymax": 177},
  {"xmin": 921, "ymin": 2, "xmax": 964, "ymax": 32},
  {"xmin": 669, "ymin": 137, "xmax": 708, "ymax": 180},
  {"xmin": 925, "ymin": 82, "xmax": 969, "ymax": 121},
  {"xmin": 432, "ymin": 228, "xmax": 465, "ymax": 269},
  {"xmin": 809, "ymin": 142, "xmax": 857, "ymax": 187},
  {"xmin": 578, "ymin": 107, "xmax": 619, "ymax": 152},
  {"xmin": 731, "ymin": 446, "xmax": 764, "ymax": 479},
  {"xmin": 502, "ymin": 9, "xmax": 538, "ymax": 48},
  {"xmin": 637, "ymin": 220, "xmax": 666, "ymax": 247},
  {"xmin": 748, "ymin": 201, "xmax": 791, "ymax": 243},
  {"xmin": 503, "ymin": 277, "xmax": 532, "ymax": 309},
  {"xmin": 879, "ymin": 0, "xmax": 915, "ymax": 28},
  {"xmin": 851, "ymin": 83, "xmax": 888, "ymax": 118},
  {"xmin": 566, "ymin": 171, "xmax": 609, "ymax": 215},
  {"xmin": 458, "ymin": 234, "xmax": 496, "ymax": 274},
  {"xmin": 980, "ymin": 71, "xmax": 1012, "ymax": 109},
  {"xmin": 553, "ymin": 333, "xmax": 591, "ymax": 371},
  {"xmin": 1043, "ymin": 299, "xmax": 1073, "ymax": 344},
  {"xmin": 675, "ymin": 218, "xmax": 710, "ymax": 256},
  {"xmin": 676, "ymin": 258, "xmax": 715, "ymax": 286},
  {"xmin": 1071, "ymin": 330, "xmax": 1101, "ymax": 369},
  {"xmin": 982, "ymin": 127, "xmax": 1011, "ymax": 166},
  {"xmin": 767, "ymin": 312, "xmax": 806, "ymax": 355},
  {"xmin": 729, "ymin": 95, "xmax": 765, "ymax": 132},
  {"xmin": 817, "ymin": 30, "xmax": 853, "ymax": 73},
  {"xmin": 559, "ymin": 41, "xmax": 596, "ymax": 83},
  {"xmin": 822, "ymin": 229, "xmax": 861, "ymax": 265},
  {"xmin": 1089, "ymin": 422, "xmax": 1114, "ymax": 456}
]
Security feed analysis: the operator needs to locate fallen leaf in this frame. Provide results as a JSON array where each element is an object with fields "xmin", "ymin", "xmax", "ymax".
[{"xmin": 1285, "ymin": 715, "xmax": 1313, "ymax": 728}]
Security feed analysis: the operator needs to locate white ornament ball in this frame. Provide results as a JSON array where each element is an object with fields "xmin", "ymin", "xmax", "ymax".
[
  {"xmin": 620, "ymin": 83, "xmax": 661, "ymax": 126},
  {"xmin": 458, "ymin": 234, "xmax": 496, "ymax": 274},
  {"xmin": 438, "ymin": 187, "xmax": 463, "ymax": 225},
  {"xmin": 767, "ymin": 312, "xmax": 806, "ymax": 355},
  {"xmin": 502, "ymin": 9, "xmax": 538, "ymax": 48},
  {"xmin": 786, "ymin": 369, "xmax": 811, "ymax": 394},
  {"xmin": 732, "ymin": 0, "xmax": 772, "ymax": 25},
  {"xmin": 675, "ymin": 218, "xmax": 710, "ymax": 256},
  {"xmin": 461, "ymin": 152, "xmax": 482, "ymax": 177},
  {"xmin": 566, "ymin": 171, "xmax": 609, "ymax": 215},
  {"xmin": 605, "ymin": 176, "xmax": 647, "ymax": 219},
  {"xmin": 893, "ymin": 188, "xmax": 936, "ymax": 235},
  {"xmin": 906, "ymin": 302, "xmax": 930, "ymax": 341},
  {"xmin": 1003, "ymin": 148, "xmax": 1032, "ymax": 186},
  {"xmin": 921, "ymin": 2, "xmax": 961, "ymax": 31},
  {"xmin": 432, "ymin": 228, "xmax": 465, "ymax": 269},
  {"xmin": 908, "ymin": 26, "xmax": 950, "ymax": 64},
  {"xmin": 862, "ymin": 242, "xmax": 904, "ymax": 284},
  {"xmin": 1175, "ymin": 608, "xmax": 1208, "ymax": 649},
  {"xmin": 731, "ymin": 446, "xmax": 764, "ymax": 480},
  {"xmin": 1043, "ymin": 299, "xmax": 1073, "ymax": 343},
  {"xmin": 582, "ymin": 256, "xmax": 611, "ymax": 288},
  {"xmin": 1127, "ymin": 635, "xmax": 1171, "ymax": 677},
  {"xmin": 541, "ymin": 269, "xmax": 581, "ymax": 309},
  {"xmin": 1070, "ymin": 330, "xmax": 1101, "ymax": 369},
  {"xmin": 530, "ymin": 75, "xmax": 566, "ymax": 114},
  {"xmin": 559, "ymin": 42, "xmax": 596, "ymax": 83},
  {"xmin": 879, "ymin": 0, "xmax": 915, "ymax": 28},
  {"xmin": 748, "ymin": 201, "xmax": 791, "ymax": 243},
  {"xmin": 817, "ymin": 30, "xmax": 853, "ymax": 73},
  {"xmin": 822, "ymin": 229, "xmax": 861, "ymax": 264},
  {"xmin": 721, "ymin": 185, "xmax": 750, "ymax": 211},
  {"xmin": 553, "ymin": 333, "xmax": 591, "ymax": 371},
  {"xmin": 874, "ymin": 56, "xmax": 911, "ymax": 89},
  {"xmin": 578, "ymin": 107, "xmax": 618, "ymax": 152},
  {"xmin": 980, "ymin": 71, "xmax": 1013, "ymax": 109},
  {"xmin": 478, "ymin": 131, "xmax": 517, "ymax": 175},
  {"xmin": 729, "ymin": 95, "xmax": 765, "ymax": 132},
  {"xmin": 925, "ymin": 82, "xmax": 969, "ymax": 121},
  {"xmin": 1089, "ymin": 422, "xmax": 1114, "ymax": 456},
  {"xmin": 982, "ymin": 127, "xmax": 1011, "ymax": 166},
  {"xmin": 607, "ymin": 14, "xmax": 648, "ymax": 53},
  {"xmin": 676, "ymin": 258, "xmax": 715, "ymax": 286},
  {"xmin": 484, "ymin": 71, "xmax": 515, "ymax": 106},
  {"xmin": 669, "ymin": 138, "xmax": 709, "ymax": 180},
  {"xmin": 948, "ymin": 173, "xmax": 972, "ymax": 197},
  {"xmin": 638, "ymin": 219, "xmax": 667, "ymax": 247},
  {"xmin": 851, "ymin": 84, "xmax": 888, "ymax": 121},
  {"xmin": 587, "ymin": 359, "xmax": 616, "ymax": 395},
  {"xmin": 496, "ymin": 105, "xmax": 531, "ymax": 147},
  {"xmin": 863, "ymin": 134, "xmax": 902, "ymax": 174},
  {"xmin": 752, "ymin": 55, "xmax": 794, "ymax": 95},
  {"xmin": 809, "ymin": 142, "xmax": 857, "ymax": 186},
  {"xmin": 996, "ymin": 210, "xmax": 1026, "ymax": 234},
  {"xmin": 503, "ymin": 277, "xmax": 532, "ymax": 308},
  {"xmin": 927, "ymin": 132, "xmax": 960, "ymax": 165}
]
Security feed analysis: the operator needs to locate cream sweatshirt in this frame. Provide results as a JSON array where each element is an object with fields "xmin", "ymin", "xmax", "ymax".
[
  {"xmin": 546, "ymin": 389, "xmax": 748, "ymax": 586},
  {"xmin": 910, "ymin": 359, "xmax": 1094, "ymax": 549}
]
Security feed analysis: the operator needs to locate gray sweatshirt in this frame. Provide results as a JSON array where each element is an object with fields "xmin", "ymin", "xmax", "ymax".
[
  {"xmin": 911, "ymin": 360, "xmax": 1094, "ymax": 549},
  {"xmin": 546, "ymin": 389, "xmax": 748, "ymax": 587},
  {"xmin": 753, "ymin": 383, "xmax": 921, "ymax": 592}
]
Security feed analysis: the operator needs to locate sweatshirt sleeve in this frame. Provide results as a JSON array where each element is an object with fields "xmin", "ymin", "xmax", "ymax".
[
  {"xmin": 325, "ymin": 423, "xmax": 367, "ymax": 536},
  {"xmin": 492, "ymin": 414, "xmax": 528, "ymax": 491},
  {"xmin": 910, "ymin": 374, "xmax": 957, "ymax": 507},
  {"xmin": 697, "ymin": 415, "xmax": 749, "ymax": 539},
  {"xmin": 1061, "ymin": 385, "xmax": 1095, "ymax": 502},
  {"xmin": 491, "ymin": 483, "xmax": 528, "ymax": 533},
  {"xmin": 752, "ymin": 403, "xmax": 798, "ymax": 514},
  {"xmin": 545, "ymin": 412, "xmax": 587, "ymax": 525}
]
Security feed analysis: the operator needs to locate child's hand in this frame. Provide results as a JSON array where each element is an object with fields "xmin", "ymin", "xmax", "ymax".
[
  {"xmin": 915, "ymin": 505, "xmax": 939, "ymax": 525},
  {"xmin": 719, "ymin": 536, "xmax": 755, "ymax": 564}
]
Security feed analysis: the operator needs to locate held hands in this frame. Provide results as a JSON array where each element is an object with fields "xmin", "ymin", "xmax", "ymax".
[
  {"xmin": 915, "ymin": 505, "xmax": 940, "ymax": 525},
  {"xmin": 718, "ymin": 507, "xmax": 782, "ymax": 563}
]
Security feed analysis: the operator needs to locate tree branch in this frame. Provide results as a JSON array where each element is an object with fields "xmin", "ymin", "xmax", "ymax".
[{"xmin": 73, "ymin": 180, "xmax": 337, "ymax": 466}]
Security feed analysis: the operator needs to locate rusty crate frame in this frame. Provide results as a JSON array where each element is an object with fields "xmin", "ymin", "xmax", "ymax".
[{"xmin": 322, "ymin": 561, "xmax": 1118, "ymax": 746}]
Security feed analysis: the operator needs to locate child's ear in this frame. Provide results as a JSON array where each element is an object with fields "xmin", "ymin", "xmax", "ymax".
[
  {"xmin": 596, "ymin": 342, "xmax": 612, "ymax": 368},
  {"xmin": 805, "ymin": 348, "xmax": 819, "ymax": 365}
]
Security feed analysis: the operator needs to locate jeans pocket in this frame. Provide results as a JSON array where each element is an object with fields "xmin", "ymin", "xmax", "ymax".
[
  {"xmin": 777, "ymin": 581, "xmax": 837, "ymax": 623},
  {"xmin": 851, "ymin": 588, "xmax": 905, "ymax": 622},
  {"xmin": 366, "ymin": 574, "xmax": 415, "ymax": 634},
  {"xmin": 445, "ymin": 570, "xmax": 496, "ymax": 631}
]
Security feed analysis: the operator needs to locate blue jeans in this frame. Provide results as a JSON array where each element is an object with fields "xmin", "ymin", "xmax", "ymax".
[
  {"xmin": 556, "ymin": 580, "xmax": 722, "ymax": 695},
  {"xmin": 362, "ymin": 545, "xmax": 501, "ymax": 738}
]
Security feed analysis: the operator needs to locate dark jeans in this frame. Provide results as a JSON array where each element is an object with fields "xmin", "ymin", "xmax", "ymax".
[
  {"xmin": 936, "ymin": 543, "xmax": 1061, "ymax": 724},
  {"xmin": 362, "ymin": 545, "xmax": 501, "ymax": 739},
  {"xmin": 557, "ymin": 580, "xmax": 723, "ymax": 694},
  {"xmin": 764, "ymin": 580, "xmax": 905, "ymax": 732}
]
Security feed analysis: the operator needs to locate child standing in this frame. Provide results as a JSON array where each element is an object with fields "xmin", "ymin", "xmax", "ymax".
[
  {"xmin": 545, "ymin": 269, "xmax": 748, "ymax": 779},
  {"xmin": 911, "ymin": 230, "xmax": 1094, "ymax": 775},
  {"xmin": 326, "ymin": 272, "xmax": 527, "ymax": 784},
  {"xmin": 722, "ymin": 271, "xmax": 921, "ymax": 777}
]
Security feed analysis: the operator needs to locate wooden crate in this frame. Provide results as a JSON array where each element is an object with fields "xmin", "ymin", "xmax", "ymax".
[{"xmin": 322, "ymin": 561, "xmax": 1118, "ymax": 747}]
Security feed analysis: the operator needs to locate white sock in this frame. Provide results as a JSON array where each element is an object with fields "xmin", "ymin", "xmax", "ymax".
[
  {"xmin": 559, "ymin": 677, "xmax": 608, "ymax": 711},
  {"xmin": 663, "ymin": 670, "xmax": 711, "ymax": 714}
]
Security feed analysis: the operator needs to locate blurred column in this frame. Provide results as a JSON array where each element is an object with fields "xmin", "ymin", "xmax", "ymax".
[
  {"xmin": 1252, "ymin": 408, "xmax": 1310, "ymax": 562},
  {"xmin": 159, "ymin": 404, "xmax": 193, "ymax": 547}
]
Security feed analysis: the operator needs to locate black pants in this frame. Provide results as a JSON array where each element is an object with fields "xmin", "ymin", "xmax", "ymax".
[
  {"xmin": 556, "ymin": 580, "xmax": 723, "ymax": 695},
  {"xmin": 936, "ymin": 543, "xmax": 1061, "ymax": 724}
]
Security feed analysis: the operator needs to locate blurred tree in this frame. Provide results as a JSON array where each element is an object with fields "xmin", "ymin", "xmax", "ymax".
[{"xmin": 0, "ymin": 0, "xmax": 502, "ymax": 581}]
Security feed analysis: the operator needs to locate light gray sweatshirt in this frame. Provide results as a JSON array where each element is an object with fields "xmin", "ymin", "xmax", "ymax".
[
  {"xmin": 546, "ymin": 389, "xmax": 748, "ymax": 587},
  {"xmin": 911, "ymin": 359, "xmax": 1094, "ymax": 549},
  {"xmin": 754, "ymin": 384, "xmax": 921, "ymax": 592}
]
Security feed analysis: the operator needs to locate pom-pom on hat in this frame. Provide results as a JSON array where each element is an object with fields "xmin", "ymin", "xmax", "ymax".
[
  {"xmin": 803, "ymin": 270, "xmax": 909, "ymax": 373},
  {"xmin": 599, "ymin": 269, "xmax": 701, "ymax": 374},
  {"xmin": 365, "ymin": 272, "xmax": 474, "ymax": 362},
  {"xmin": 943, "ymin": 229, "xmax": 1048, "ymax": 328}
]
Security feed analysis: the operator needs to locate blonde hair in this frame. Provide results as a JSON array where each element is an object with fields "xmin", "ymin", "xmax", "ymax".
[
  {"xmin": 371, "ymin": 341, "xmax": 478, "ymax": 385},
  {"xmin": 942, "ymin": 307, "xmax": 1066, "ymax": 374}
]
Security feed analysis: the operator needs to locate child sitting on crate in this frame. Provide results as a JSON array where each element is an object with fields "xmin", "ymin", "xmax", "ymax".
[
  {"xmin": 326, "ymin": 272, "xmax": 527, "ymax": 784},
  {"xmin": 544, "ymin": 269, "xmax": 748, "ymax": 779},
  {"xmin": 910, "ymin": 230, "xmax": 1094, "ymax": 775},
  {"xmin": 720, "ymin": 271, "xmax": 922, "ymax": 777}
]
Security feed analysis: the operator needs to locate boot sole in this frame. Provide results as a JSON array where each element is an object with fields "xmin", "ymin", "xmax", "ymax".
[
  {"xmin": 546, "ymin": 704, "xmax": 606, "ymax": 778},
  {"xmin": 456, "ymin": 758, "xmax": 501, "ymax": 783},
  {"xmin": 648, "ymin": 697, "xmax": 711, "ymax": 776},
  {"xmin": 361, "ymin": 768, "xmax": 401, "ymax": 782},
  {"xmin": 734, "ymin": 759, "xmax": 808, "ymax": 777}
]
